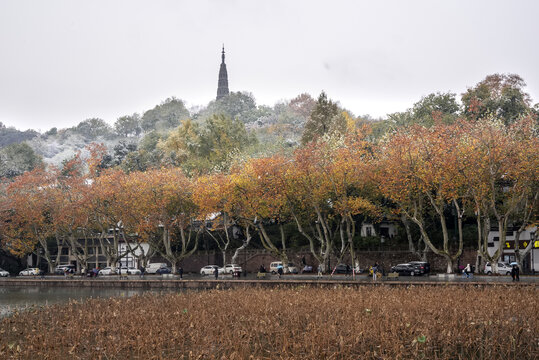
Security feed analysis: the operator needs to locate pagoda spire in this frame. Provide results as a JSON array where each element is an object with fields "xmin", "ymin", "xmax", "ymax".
[{"xmin": 216, "ymin": 45, "xmax": 229, "ymax": 100}]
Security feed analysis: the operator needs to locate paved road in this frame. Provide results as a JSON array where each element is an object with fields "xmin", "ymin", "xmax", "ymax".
[{"xmin": 7, "ymin": 273, "xmax": 537, "ymax": 283}]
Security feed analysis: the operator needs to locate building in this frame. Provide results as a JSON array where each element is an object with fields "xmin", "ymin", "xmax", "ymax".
[
  {"xmin": 487, "ymin": 226, "xmax": 538, "ymax": 273},
  {"xmin": 216, "ymin": 45, "xmax": 229, "ymax": 100}
]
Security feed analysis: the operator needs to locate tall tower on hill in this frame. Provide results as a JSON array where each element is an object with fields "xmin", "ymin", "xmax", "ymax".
[{"xmin": 216, "ymin": 45, "xmax": 229, "ymax": 100}]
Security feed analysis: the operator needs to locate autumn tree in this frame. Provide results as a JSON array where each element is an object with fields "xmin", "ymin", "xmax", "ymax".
[
  {"xmin": 130, "ymin": 168, "xmax": 200, "ymax": 273},
  {"xmin": 1, "ymin": 168, "xmax": 59, "ymax": 272},
  {"xmin": 377, "ymin": 124, "xmax": 469, "ymax": 273},
  {"xmin": 193, "ymin": 173, "xmax": 237, "ymax": 265}
]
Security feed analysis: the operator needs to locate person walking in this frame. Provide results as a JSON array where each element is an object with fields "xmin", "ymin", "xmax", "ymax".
[
  {"xmin": 511, "ymin": 264, "xmax": 520, "ymax": 282},
  {"xmin": 372, "ymin": 262, "xmax": 379, "ymax": 281},
  {"xmin": 178, "ymin": 266, "xmax": 183, "ymax": 280},
  {"xmin": 277, "ymin": 264, "xmax": 283, "ymax": 279},
  {"xmin": 140, "ymin": 265, "xmax": 145, "ymax": 279},
  {"xmin": 317, "ymin": 264, "xmax": 323, "ymax": 279},
  {"xmin": 464, "ymin": 264, "xmax": 472, "ymax": 279},
  {"xmin": 214, "ymin": 266, "xmax": 219, "ymax": 279}
]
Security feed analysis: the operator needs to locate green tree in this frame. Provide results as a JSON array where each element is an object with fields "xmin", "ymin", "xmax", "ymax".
[
  {"xmin": 75, "ymin": 118, "xmax": 113, "ymax": 139},
  {"xmin": 0, "ymin": 142, "xmax": 44, "ymax": 179},
  {"xmin": 114, "ymin": 113, "xmax": 142, "ymax": 137},
  {"xmin": 388, "ymin": 92, "xmax": 459, "ymax": 127},
  {"xmin": 301, "ymin": 91, "xmax": 344, "ymax": 144},
  {"xmin": 461, "ymin": 73, "xmax": 532, "ymax": 125},
  {"xmin": 141, "ymin": 97, "xmax": 190, "ymax": 132}
]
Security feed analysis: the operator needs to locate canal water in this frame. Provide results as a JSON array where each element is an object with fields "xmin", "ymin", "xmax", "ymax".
[{"xmin": 0, "ymin": 286, "xmax": 171, "ymax": 317}]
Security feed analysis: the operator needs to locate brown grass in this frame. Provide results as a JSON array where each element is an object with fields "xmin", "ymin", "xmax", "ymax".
[{"xmin": 0, "ymin": 285, "xmax": 537, "ymax": 359}]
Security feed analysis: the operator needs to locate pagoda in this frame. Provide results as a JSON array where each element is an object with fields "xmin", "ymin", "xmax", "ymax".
[{"xmin": 216, "ymin": 45, "xmax": 229, "ymax": 100}]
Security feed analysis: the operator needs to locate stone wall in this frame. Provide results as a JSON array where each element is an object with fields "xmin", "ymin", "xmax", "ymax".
[{"xmin": 179, "ymin": 248, "xmax": 480, "ymax": 274}]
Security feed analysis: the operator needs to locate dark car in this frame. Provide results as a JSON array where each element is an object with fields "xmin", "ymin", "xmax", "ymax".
[
  {"xmin": 156, "ymin": 267, "xmax": 172, "ymax": 275},
  {"xmin": 390, "ymin": 263, "xmax": 418, "ymax": 276},
  {"xmin": 334, "ymin": 264, "xmax": 352, "ymax": 274},
  {"xmin": 408, "ymin": 261, "xmax": 430, "ymax": 275}
]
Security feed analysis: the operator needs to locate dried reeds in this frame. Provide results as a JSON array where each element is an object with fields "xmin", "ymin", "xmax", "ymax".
[{"xmin": 0, "ymin": 286, "xmax": 537, "ymax": 359}]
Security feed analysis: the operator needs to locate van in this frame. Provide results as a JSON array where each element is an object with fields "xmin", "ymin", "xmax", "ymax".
[
  {"xmin": 269, "ymin": 261, "xmax": 298, "ymax": 274},
  {"xmin": 145, "ymin": 263, "xmax": 169, "ymax": 274}
]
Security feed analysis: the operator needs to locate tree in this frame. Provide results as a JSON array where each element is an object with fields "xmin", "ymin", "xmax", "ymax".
[
  {"xmin": 128, "ymin": 168, "xmax": 200, "ymax": 273},
  {"xmin": 75, "ymin": 118, "xmax": 113, "ymax": 139},
  {"xmin": 1, "ymin": 168, "xmax": 58, "ymax": 272},
  {"xmin": 114, "ymin": 113, "xmax": 142, "ymax": 137},
  {"xmin": 377, "ymin": 124, "xmax": 468, "ymax": 273},
  {"xmin": 161, "ymin": 114, "xmax": 255, "ymax": 174},
  {"xmin": 194, "ymin": 173, "xmax": 238, "ymax": 265},
  {"xmin": 460, "ymin": 117, "xmax": 539, "ymax": 272},
  {"xmin": 0, "ymin": 142, "xmax": 44, "ymax": 179},
  {"xmin": 198, "ymin": 91, "xmax": 258, "ymax": 124},
  {"xmin": 141, "ymin": 97, "xmax": 190, "ymax": 132},
  {"xmin": 301, "ymin": 91, "xmax": 345, "ymax": 144},
  {"xmin": 462, "ymin": 73, "xmax": 532, "ymax": 125},
  {"xmin": 388, "ymin": 92, "xmax": 459, "ymax": 128}
]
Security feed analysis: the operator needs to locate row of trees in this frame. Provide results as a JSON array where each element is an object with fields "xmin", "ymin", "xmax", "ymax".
[{"xmin": 1, "ymin": 112, "xmax": 537, "ymax": 273}]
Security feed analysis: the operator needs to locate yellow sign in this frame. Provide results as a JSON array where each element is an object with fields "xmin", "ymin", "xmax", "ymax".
[{"xmin": 535, "ymin": 240, "xmax": 539, "ymax": 248}]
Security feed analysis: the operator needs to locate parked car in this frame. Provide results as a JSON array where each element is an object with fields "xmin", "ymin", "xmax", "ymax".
[
  {"xmin": 200, "ymin": 265, "xmax": 224, "ymax": 276},
  {"xmin": 390, "ymin": 263, "xmax": 418, "ymax": 276},
  {"xmin": 98, "ymin": 267, "xmax": 118, "ymax": 275},
  {"xmin": 221, "ymin": 264, "xmax": 242, "ymax": 274},
  {"xmin": 334, "ymin": 264, "xmax": 352, "ymax": 274},
  {"xmin": 156, "ymin": 267, "xmax": 172, "ymax": 275},
  {"xmin": 119, "ymin": 266, "xmax": 141, "ymax": 275},
  {"xmin": 408, "ymin": 261, "xmax": 430, "ymax": 275},
  {"xmin": 0, "ymin": 268, "xmax": 9, "ymax": 277},
  {"xmin": 269, "ymin": 262, "xmax": 298, "ymax": 274},
  {"xmin": 19, "ymin": 268, "xmax": 40, "ymax": 276},
  {"xmin": 145, "ymin": 263, "xmax": 169, "ymax": 274},
  {"xmin": 54, "ymin": 264, "xmax": 76, "ymax": 275},
  {"xmin": 484, "ymin": 262, "xmax": 512, "ymax": 275}
]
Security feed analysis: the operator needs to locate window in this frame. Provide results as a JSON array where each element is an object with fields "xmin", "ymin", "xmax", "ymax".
[
  {"xmin": 366, "ymin": 227, "xmax": 372, "ymax": 237},
  {"xmin": 487, "ymin": 242, "xmax": 495, "ymax": 247}
]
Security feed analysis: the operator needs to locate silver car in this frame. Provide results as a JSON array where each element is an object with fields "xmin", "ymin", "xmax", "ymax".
[
  {"xmin": 484, "ymin": 262, "xmax": 512, "ymax": 275},
  {"xmin": 0, "ymin": 268, "xmax": 9, "ymax": 277}
]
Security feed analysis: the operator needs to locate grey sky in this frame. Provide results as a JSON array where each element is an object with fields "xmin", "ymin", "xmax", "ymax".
[{"xmin": 1, "ymin": 0, "xmax": 538, "ymax": 131}]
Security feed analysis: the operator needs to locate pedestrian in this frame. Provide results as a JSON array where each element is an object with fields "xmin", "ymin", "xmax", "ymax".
[
  {"xmin": 372, "ymin": 262, "xmax": 379, "ymax": 281},
  {"xmin": 178, "ymin": 266, "xmax": 183, "ymax": 280},
  {"xmin": 277, "ymin": 264, "xmax": 283, "ymax": 279},
  {"xmin": 464, "ymin": 264, "xmax": 471, "ymax": 279},
  {"xmin": 317, "ymin": 264, "xmax": 323, "ymax": 279},
  {"xmin": 214, "ymin": 266, "xmax": 219, "ymax": 279},
  {"xmin": 511, "ymin": 264, "xmax": 520, "ymax": 282},
  {"xmin": 259, "ymin": 264, "xmax": 266, "ymax": 273},
  {"xmin": 301, "ymin": 255, "xmax": 306, "ymax": 266},
  {"xmin": 140, "ymin": 265, "xmax": 145, "ymax": 279},
  {"xmin": 346, "ymin": 264, "xmax": 351, "ymax": 278}
]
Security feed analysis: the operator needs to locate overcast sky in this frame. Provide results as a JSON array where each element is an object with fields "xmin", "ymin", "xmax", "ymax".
[{"xmin": 1, "ymin": 0, "xmax": 538, "ymax": 131}]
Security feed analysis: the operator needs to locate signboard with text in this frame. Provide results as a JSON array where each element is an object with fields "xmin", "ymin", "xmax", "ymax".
[{"xmin": 504, "ymin": 240, "xmax": 539, "ymax": 249}]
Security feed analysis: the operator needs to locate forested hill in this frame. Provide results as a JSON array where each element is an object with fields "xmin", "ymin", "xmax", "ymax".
[
  {"xmin": 0, "ymin": 92, "xmax": 320, "ymax": 177},
  {"xmin": 0, "ymin": 73, "xmax": 536, "ymax": 179}
]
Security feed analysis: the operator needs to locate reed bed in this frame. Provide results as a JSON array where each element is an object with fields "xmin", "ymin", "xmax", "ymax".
[{"xmin": 0, "ymin": 286, "xmax": 537, "ymax": 359}]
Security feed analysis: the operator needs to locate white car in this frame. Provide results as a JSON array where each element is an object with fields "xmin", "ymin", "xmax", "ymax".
[
  {"xmin": 221, "ymin": 264, "xmax": 242, "ymax": 274},
  {"xmin": 119, "ymin": 267, "xmax": 141, "ymax": 275},
  {"xmin": 269, "ymin": 261, "xmax": 298, "ymax": 274},
  {"xmin": 0, "ymin": 268, "xmax": 9, "ymax": 277},
  {"xmin": 145, "ymin": 263, "xmax": 169, "ymax": 274},
  {"xmin": 98, "ymin": 267, "xmax": 118, "ymax": 275},
  {"xmin": 19, "ymin": 268, "xmax": 40, "ymax": 276},
  {"xmin": 484, "ymin": 262, "xmax": 512, "ymax": 275},
  {"xmin": 200, "ymin": 265, "xmax": 224, "ymax": 276}
]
